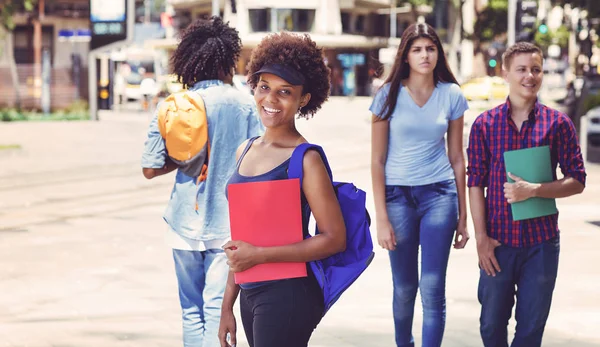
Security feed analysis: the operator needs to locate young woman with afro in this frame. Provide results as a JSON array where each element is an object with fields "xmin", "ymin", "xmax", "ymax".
[{"xmin": 218, "ymin": 32, "xmax": 346, "ymax": 347}]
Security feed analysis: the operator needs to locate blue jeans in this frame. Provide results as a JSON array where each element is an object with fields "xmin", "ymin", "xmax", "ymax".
[
  {"xmin": 479, "ymin": 236, "xmax": 560, "ymax": 347},
  {"xmin": 385, "ymin": 180, "xmax": 458, "ymax": 347},
  {"xmin": 173, "ymin": 249, "xmax": 229, "ymax": 347}
]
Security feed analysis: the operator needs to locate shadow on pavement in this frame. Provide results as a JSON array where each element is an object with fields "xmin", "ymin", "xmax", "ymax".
[{"xmin": 588, "ymin": 221, "xmax": 600, "ymax": 228}]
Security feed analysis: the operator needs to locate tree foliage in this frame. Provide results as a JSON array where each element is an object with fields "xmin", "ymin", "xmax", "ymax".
[
  {"xmin": 0, "ymin": 0, "xmax": 38, "ymax": 110},
  {"xmin": 397, "ymin": 0, "xmax": 435, "ymax": 22},
  {"xmin": 534, "ymin": 25, "xmax": 570, "ymax": 52},
  {"xmin": 1, "ymin": 0, "xmax": 37, "ymax": 31},
  {"xmin": 153, "ymin": 0, "xmax": 166, "ymax": 13},
  {"xmin": 398, "ymin": 0, "xmax": 434, "ymax": 6},
  {"xmin": 0, "ymin": 0, "xmax": 38, "ymax": 57},
  {"xmin": 473, "ymin": 0, "xmax": 508, "ymax": 44},
  {"xmin": 551, "ymin": 0, "xmax": 600, "ymax": 18}
]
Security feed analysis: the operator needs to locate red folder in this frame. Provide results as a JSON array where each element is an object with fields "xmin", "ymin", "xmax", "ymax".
[{"xmin": 227, "ymin": 178, "xmax": 307, "ymax": 284}]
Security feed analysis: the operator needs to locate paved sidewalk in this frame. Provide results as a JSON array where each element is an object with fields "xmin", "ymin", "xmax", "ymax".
[{"xmin": 1, "ymin": 97, "xmax": 599, "ymax": 347}]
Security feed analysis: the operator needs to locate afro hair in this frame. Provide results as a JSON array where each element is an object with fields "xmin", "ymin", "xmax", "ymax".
[
  {"xmin": 170, "ymin": 16, "xmax": 241, "ymax": 89},
  {"xmin": 247, "ymin": 32, "xmax": 330, "ymax": 118}
]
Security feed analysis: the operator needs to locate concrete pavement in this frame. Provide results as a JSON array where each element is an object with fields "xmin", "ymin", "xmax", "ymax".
[{"xmin": 0, "ymin": 97, "xmax": 599, "ymax": 346}]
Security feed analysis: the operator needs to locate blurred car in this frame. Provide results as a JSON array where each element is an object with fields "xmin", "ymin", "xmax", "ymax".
[
  {"xmin": 155, "ymin": 74, "xmax": 251, "ymax": 96},
  {"xmin": 164, "ymin": 74, "xmax": 184, "ymax": 95},
  {"xmin": 153, "ymin": 74, "xmax": 185, "ymax": 97},
  {"xmin": 232, "ymin": 74, "xmax": 252, "ymax": 95},
  {"xmin": 461, "ymin": 76, "xmax": 509, "ymax": 101},
  {"xmin": 584, "ymin": 106, "xmax": 600, "ymax": 163},
  {"xmin": 563, "ymin": 75, "xmax": 600, "ymax": 136},
  {"xmin": 124, "ymin": 72, "xmax": 144, "ymax": 101},
  {"xmin": 140, "ymin": 77, "xmax": 160, "ymax": 111}
]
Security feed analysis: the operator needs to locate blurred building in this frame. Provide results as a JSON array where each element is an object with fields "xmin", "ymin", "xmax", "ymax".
[
  {"xmin": 0, "ymin": 0, "xmax": 165, "ymax": 110},
  {"xmin": 0, "ymin": 0, "xmax": 91, "ymax": 109},
  {"xmin": 148, "ymin": 0, "xmax": 431, "ymax": 96},
  {"xmin": 0, "ymin": 0, "xmax": 434, "ymax": 110}
]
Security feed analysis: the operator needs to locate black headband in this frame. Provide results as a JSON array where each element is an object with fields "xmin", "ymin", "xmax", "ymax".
[{"xmin": 253, "ymin": 63, "xmax": 306, "ymax": 86}]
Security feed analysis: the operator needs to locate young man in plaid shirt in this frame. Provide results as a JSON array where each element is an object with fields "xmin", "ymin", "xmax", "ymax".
[{"xmin": 467, "ymin": 42, "xmax": 586, "ymax": 347}]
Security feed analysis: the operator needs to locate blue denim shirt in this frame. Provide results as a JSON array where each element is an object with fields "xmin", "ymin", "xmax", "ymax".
[{"xmin": 142, "ymin": 80, "xmax": 263, "ymax": 240}]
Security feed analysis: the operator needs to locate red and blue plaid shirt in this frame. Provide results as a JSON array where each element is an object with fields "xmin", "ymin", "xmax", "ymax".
[{"xmin": 467, "ymin": 99, "xmax": 586, "ymax": 247}]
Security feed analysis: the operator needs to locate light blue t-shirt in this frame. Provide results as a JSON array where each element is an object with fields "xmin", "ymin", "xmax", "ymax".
[
  {"xmin": 142, "ymin": 80, "xmax": 264, "ymax": 241},
  {"xmin": 370, "ymin": 82, "xmax": 469, "ymax": 186}
]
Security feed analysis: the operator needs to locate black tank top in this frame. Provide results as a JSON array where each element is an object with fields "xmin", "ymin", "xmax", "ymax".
[{"xmin": 226, "ymin": 136, "xmax": 311, "ymax": 289}]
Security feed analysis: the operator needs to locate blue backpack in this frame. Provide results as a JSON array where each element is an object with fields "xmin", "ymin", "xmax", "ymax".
[{"xmin": 288, "ymin": 143, "xmax": 375, "ymax": 315}]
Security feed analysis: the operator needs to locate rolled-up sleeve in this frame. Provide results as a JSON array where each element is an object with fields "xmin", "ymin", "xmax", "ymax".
[
  {"xmin": 467, "ymin": 115, "xmax": 490, "ymax": 187},
  {"xmin": 556, "ymin": 114, "xmax": 586, "ymax": 186},
  {"xmin": 141, "ymin": 109, "xmax": 167, "ymax": 169}
]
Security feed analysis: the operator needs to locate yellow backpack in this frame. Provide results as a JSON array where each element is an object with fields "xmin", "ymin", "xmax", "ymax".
[{"xmin": 157, "ymin": 91, "xmax": 210, "ymax": 182}]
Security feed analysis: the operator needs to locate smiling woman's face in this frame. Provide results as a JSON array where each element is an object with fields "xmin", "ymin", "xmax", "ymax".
[{"xmin": 254, "ymin": 73, "xmax": 310, "ymax": 128}]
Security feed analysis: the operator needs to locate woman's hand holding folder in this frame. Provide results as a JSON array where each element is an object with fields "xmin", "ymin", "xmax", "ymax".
[{"xmin": 223, "ymin": 240, "xmax": 262, "ymax": 273}]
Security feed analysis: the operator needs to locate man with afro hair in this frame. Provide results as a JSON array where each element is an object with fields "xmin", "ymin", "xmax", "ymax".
[{"xmin": 141, "ymin": 16, "xmax": 262, "ymax": 347}]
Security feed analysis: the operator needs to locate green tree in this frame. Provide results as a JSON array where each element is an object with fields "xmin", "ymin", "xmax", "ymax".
[
  {"xmin": 0, "ymin": 0, "xmax": 38, "ymax": 110},
  {"xmin": 534, "ymin": 25, "xmax": 570, "ymax": 53},
  {"xmin": 153, "ymin": 0, "xmax": 166, "ymax": 13},
  {"xmin": 473, "ymin": 0, "xmax": 508, "ymax": 51},
  {"xmin": 398, "ymin": 0, "xmax": 434, "ymax": 23},
  {"xmin": 551, "ymin": 0, "xmax": 600, "ymax": 19}
]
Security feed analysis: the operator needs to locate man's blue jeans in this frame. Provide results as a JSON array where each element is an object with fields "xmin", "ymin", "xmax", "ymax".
[
  {"xmin": 479, "ymin": 236, "xmax": 560, "ymax": 347},
  {"xmin": 173, "ymin": 248, "xmax": 229, "ymax": 347},
  {"xmin": 385, "ymin": 180, "xmax": 458, "ymax": 347}
]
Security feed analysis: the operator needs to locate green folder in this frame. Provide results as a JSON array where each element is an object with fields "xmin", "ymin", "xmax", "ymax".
[{"xmin": 503, "ymin": 146, "xmax": 557, "ymax": 221}]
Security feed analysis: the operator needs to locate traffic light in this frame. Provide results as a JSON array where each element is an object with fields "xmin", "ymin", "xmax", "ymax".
[
  {"xmin": 517, "ymin": 0, "xmax": 538, "ymax": 42},
  {"xmin": 538, "ymin": 22, "xmax": 548, "ymax": 35},
  {"xmin": 487, "ymin": 46, "xmax": 500, "ymax": 75}
]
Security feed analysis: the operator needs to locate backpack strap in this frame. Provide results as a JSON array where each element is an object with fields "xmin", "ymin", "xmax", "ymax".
[{"xmin": 288, "ymin": 143, "xmax": 333, "ymax": 188}]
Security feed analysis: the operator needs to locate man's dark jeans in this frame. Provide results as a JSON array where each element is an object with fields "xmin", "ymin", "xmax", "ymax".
[{"xmin": 479, "ymin": 236, "xmax": 560, "ymax": 347}]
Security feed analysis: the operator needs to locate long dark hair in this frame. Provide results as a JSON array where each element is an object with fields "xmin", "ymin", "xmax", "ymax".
[{"xmin": 378, "ymin": 23, "xmax": 459, "ymax": 120}]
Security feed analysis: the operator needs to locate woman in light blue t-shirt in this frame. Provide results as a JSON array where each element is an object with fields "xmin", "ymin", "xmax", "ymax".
[{"xmin": 370, "ymin": 23, "xmax": 470, "ymax": 347}]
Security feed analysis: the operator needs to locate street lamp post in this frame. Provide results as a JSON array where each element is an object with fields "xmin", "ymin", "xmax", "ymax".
[
  {"xmin": 508, "ymin": 0, "xmax": 517, "ymax": 46},
  {"xmin": 212, "ymin": 0, "xmax": 219, "ymax": 17},
  {"xmin": 390, "ymin": 2, "xmax": 397, "ymax": 39}
]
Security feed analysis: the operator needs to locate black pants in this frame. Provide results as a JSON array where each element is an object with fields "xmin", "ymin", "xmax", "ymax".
[{"xmin": 240, "ymin": 276, "xmax": 324, "ymax": 347}]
